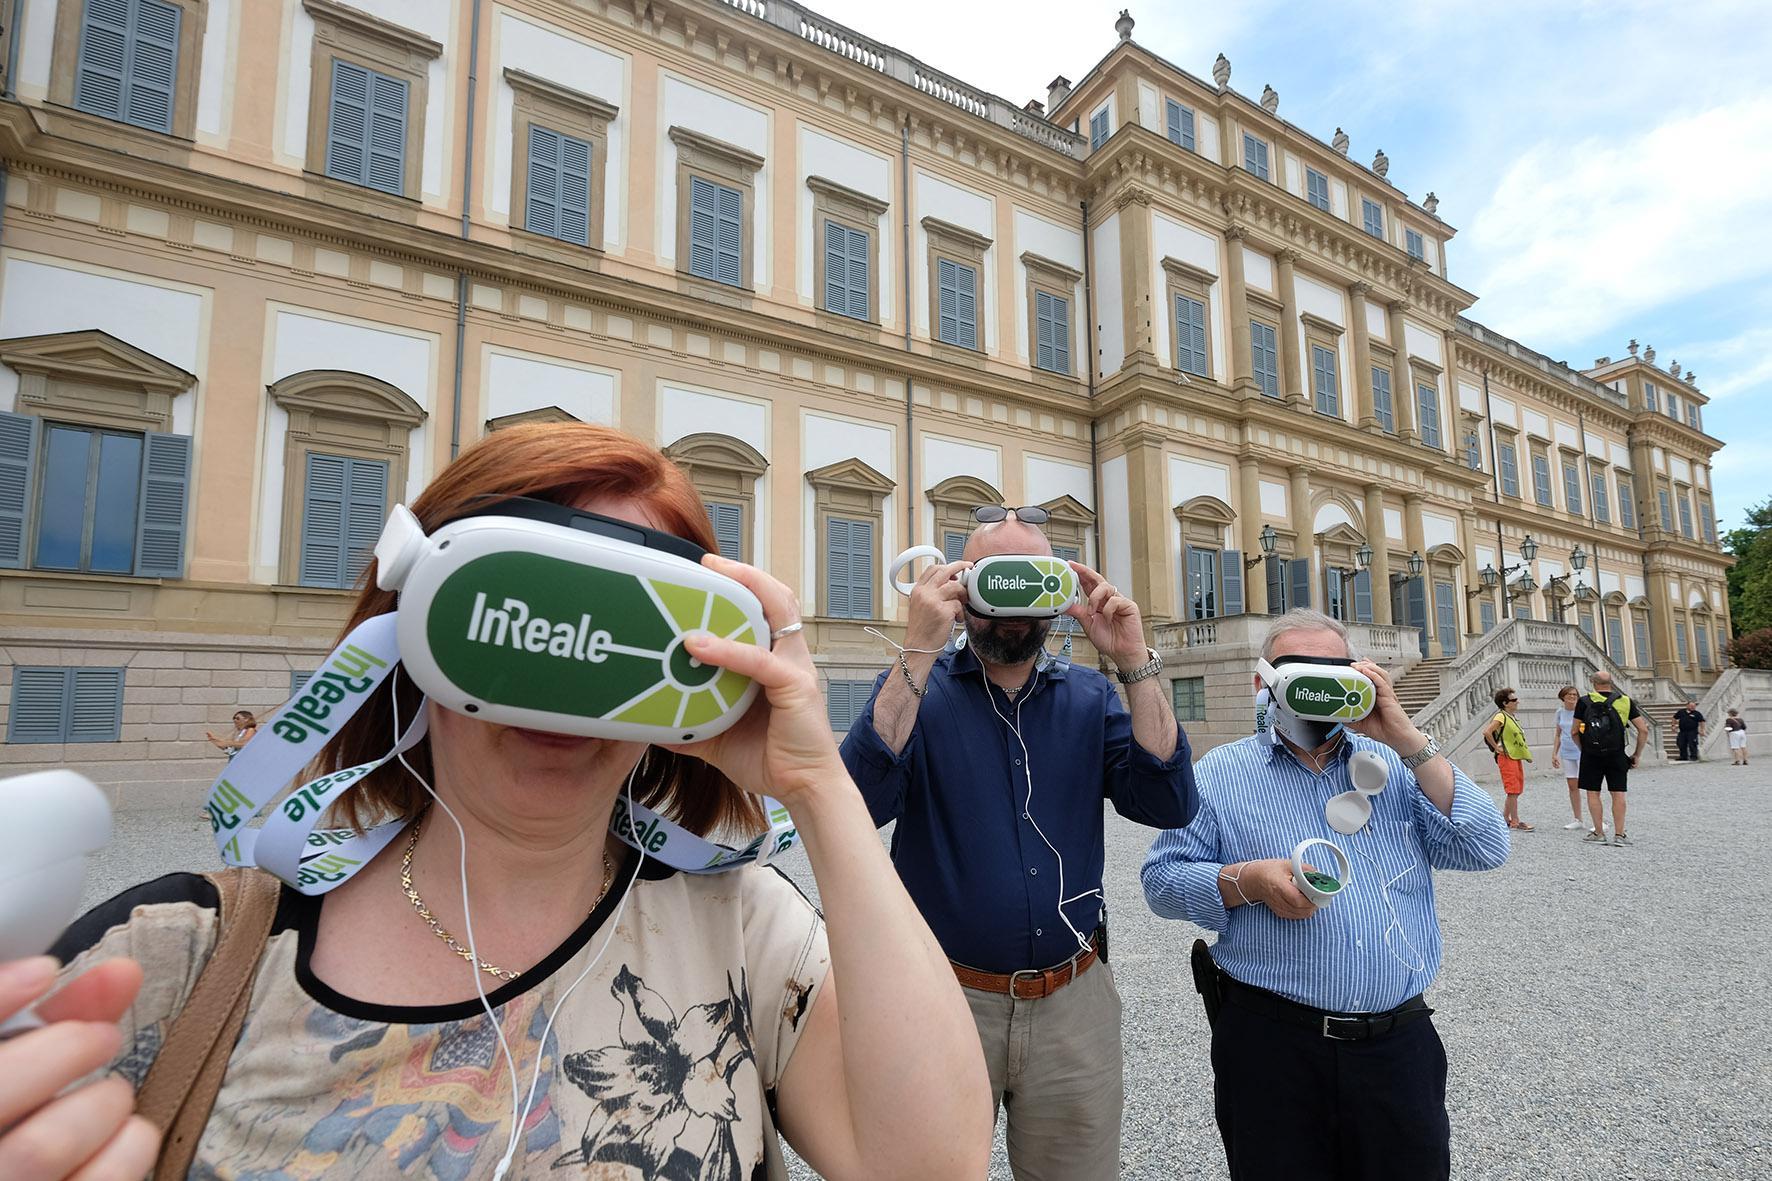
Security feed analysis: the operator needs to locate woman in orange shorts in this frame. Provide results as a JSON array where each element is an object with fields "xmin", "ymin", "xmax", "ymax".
[{"xmin": 1484, "ymin": 686, "xmax": 1534, "ymax": 830}]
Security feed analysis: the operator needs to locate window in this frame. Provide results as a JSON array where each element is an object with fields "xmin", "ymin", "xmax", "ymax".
[
  {"xmin": 1657, "ymin": 485, "xmax": 1673, "ymax": 530},
  {"xmin": 1174, "ymin": 294, "xmax": 1208, "ymax": 377},
  {"xmin": 1034, "ymin": 291, "xmax": 1071, "ymax": 374},
  {"xmin": 1677, "ymin": 491, "xmax": 1694, "ymax": 538},
  {"xmin": 1170, "ymin": 676, "xmax": 1206, "ymax": 722},
  {"xmin": 1643, "ymin": 381, "xmax": 1659, "ymax": 412},
  {"xmin": 1089, "ymin": 107, "xmax": 1110, "ymax": 150},
  {"xmin": 1415, "ymin": 383, "xmax": 1441, "ymax": 448},
  {"xmin": 942, "ymin": 529, "xmax": 967, "ymax": 562},
  {"xmin": 1675, "ymin": 620, "xmax": 1689, "ymax": 666},
  {"xmin": 34, "ymin": 425, "xmax": 140, "ymax": 573},
  {"xmin": 1577, "ymin": 607, "xmax": 1595, "ymax": 641},
  {"xmin": 1591, "ymin": 469, "xmax": 1610, "ymax": 523},
  {"xmin": 665, "ymin": 434, "xmax": 768, "ymax": 566},
  {"xmin": 1632, "ymin": 611, "xmax": 1650, "ymax": 666},
  {"xmin": 925, "ymin": 217, "xmax": 991, "ymax": 353},
  {"xmin": 5, "ymin": 666, "xmax": 124, "ymax": 744},
  {"xmin": 64, "ymin": 0, "xmax": 202, "ymax": 136},
  {"xmin": 937, "ymin": 259, "xmax": 979, "ymax": 349},
  {"xmin": 824, "ymin": 516, "xmax": 875, "ymax": 619},
  {"xmin": 1362, "ymin": 198, "xmax": 1384, "ymax": 239},
  {"xmin": 507, "ymin": 70, "xmax": 616, "ymax": 253},
  {"xmin": 1498, "ymin": 438, "xmax": 1520, "ymax": 497},
  {"xmin": 1697, "ymin": 624, "xmax": 1713, "ymax": 671},
  {"xmin": 291, "ymin": 669, "xmax": 315, "ymax": 696},
  {"xmin": 1531, "ymin": 449, "xmax": 1553, "ymax": 507},
  {"xmin": 1513, "ymin": 596, "xmax": 1533, "ymax": 621},
  {"xmin": 1243, "ymin": 133, "xmax": 1270, "ymax": 181},
  {"xmin": 1479, "ymin": 599, "xmax": 1497, "ymax": 634},
  {"xmin": 1464, "ymin": 431, "xmax": 1482, "ymax": 471},
  {"xmin": 825, "ymin": 678, "xmax": 874, "ymax": 732},
  {"xmin": 298, "ymin": 453, "xmax": 387, "ymax": 589},
  {"xmin": 1617, "ymin": 476, "xmax": 1636, "ymax": 528},
  {"xmin": 1265, "ymin": 555, "xmax": 1312, "ymax": 614},
  {"xmin": 1324, "ymin": 566, "xmax": 1348, "ymax": 621},
  {"xmin": 1405, "ymin": 228, "xmax": 1424, "ymax": 260},
  {"xmin": 672, "ymin": 126, "xmax": 763, "ymax": 290},
  {"xmin": 1311, "ymin": 345, "xmax": 1340, "ymax": 417},
  {"xmin": 1371, "ymin": 366, "xmax": 1395, "ymax": 432},
  {"xmin": 1685, "ymin": 403, "xmax": 1700, "ymax": 429},
  {"xmin": 811, "ymin": 176, "xmax": 887, "ymax": 324},
  {"xmin": 1562, "ymin": 458, "xmax": 1583, "ymax": 515},
  {"xmin": 706, "ymin": 501, "xmax": 744, "ymax": 560},
  {"xmin": 302, "ymin": 0, "xmax": 440, "ymax": 202},
  {"xmin": 1306, "ymin": 168, "xmax": 1330, "ymax": 212},
  {"xmin": 1700, "ymin": 497, "xmax": 1716, "ymax": 545},
  {"xmin": 1606, "ymin": 610, "xmax": 1626, "ymax": 663},
  {"xmin": 1165, "ymin": 99, "xmax": 1195, "ymax": 151},
  {"xmin": 1252, "ymin": 321, "xmax": 1280, "ymax": 399},
  {"xmin": 1665, "ymin": 392, "xmax": 1680, "ymax": 421},
  {"xmin": 1186, "ymin": 546, "xmax": 1219, "ymax": 619}
]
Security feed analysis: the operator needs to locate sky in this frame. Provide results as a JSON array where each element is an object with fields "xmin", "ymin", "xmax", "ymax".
[{"xmin": 805, "ymin": 0, "xmax": 1772, "ymax": 535}]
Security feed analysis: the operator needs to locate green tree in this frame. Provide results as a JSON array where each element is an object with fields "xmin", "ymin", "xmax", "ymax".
[{"xmin": 1724, "ymin": 496, "xmax": 1772, "ymax": 634}]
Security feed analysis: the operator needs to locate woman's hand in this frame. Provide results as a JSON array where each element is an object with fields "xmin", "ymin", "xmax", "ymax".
[
  {"xmin": 1552, "ymin": 753, "xmax": 1560, "ymax": 770},
  {"xmin": 662, "ymin": 553, "xmax": 844, "ymax": 805},
  {"xmin": 0, "ymin": 956, "xmax": 160, "ymax": 1178}
]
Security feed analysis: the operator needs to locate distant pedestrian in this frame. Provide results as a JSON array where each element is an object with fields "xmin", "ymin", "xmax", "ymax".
[
  {"xmin": 205, "ymin": 710, "xmax": 257, "ymax": 760},
  {"xmin": 1551, "ymin": 686, "xmax": 1585, "ymax": 830},
  {"xmin": 1484, "ymin": 688, "xmax": 1533, "ymax": 830},
  {"xmin": 1672, "ymin": 699, "xmax": 1706, "ymax": 762},
  {"xmin": 1574, "ymin": 671, "xmax": 1648, "ymax": 847},
  {"xmin": 1725, "ymin": 709, "xmax": 1748, "ymax": 766}
]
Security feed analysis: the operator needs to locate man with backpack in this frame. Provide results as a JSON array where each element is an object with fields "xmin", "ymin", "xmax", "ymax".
[{"xmin": 1574, "ymin": 671, "xmax": 1649, "ymax": 846}]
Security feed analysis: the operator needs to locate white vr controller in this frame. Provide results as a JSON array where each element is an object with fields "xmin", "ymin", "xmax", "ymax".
[
  {"xmin": 1291, "ymin": 837, "xmax": 1352, "ymax": 908},
  {"xmin": 0, "ymin": 771, "xmax": 113, "ymax": 1035}
]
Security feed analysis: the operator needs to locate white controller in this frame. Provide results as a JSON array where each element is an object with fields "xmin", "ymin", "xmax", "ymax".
[
  {"xmin": 0, "ymin": 771, "xmax": 112, "ymax": 1035},
  {"xmin": 1291, "ymin": 837, "xmax": 1352, "ymax": 908}
]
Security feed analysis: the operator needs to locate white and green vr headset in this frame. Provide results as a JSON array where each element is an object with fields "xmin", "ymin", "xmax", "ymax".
[
  {"xmin": 201, "ymin": 497, "xmax": 792, "ymax": 895},
  {"xmin": 889, "ymin": 545, "xmax": 1081, "ymax": 618}
]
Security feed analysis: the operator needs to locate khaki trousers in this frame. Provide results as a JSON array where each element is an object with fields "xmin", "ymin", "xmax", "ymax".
[{"xmin": 961, "ymin": 959, "xmax": 1124, "ymax": 1181}]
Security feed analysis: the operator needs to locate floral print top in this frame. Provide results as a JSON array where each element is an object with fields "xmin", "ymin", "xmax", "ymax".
[{"xmin": 53, "ymin": 852, "xmax": 829, "ymax": 1179}]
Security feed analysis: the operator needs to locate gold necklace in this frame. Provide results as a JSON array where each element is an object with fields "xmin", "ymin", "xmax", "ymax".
[{"xmin": 399, "ymin": 810, "xmax": 615, "ymax": 982}]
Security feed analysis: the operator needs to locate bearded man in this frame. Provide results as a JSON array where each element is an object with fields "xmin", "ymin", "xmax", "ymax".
[{"xmin": 840, "ymin": 507, "xmax": 1196, "ymax": 1181}]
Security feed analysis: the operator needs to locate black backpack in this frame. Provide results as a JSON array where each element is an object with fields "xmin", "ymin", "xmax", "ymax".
[{"xmin": 1582, "ymin": 691, "xmax": 1628, "ymax": 754}]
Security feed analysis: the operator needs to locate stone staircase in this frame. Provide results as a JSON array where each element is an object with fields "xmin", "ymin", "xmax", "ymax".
[
  {"xmin": 1394, "ymin": 658, "xmax": 1450, "ymax": 718},
  {"xmin": 1639, "ymin": 702, "xmax": 1685, "ymax": 760}
]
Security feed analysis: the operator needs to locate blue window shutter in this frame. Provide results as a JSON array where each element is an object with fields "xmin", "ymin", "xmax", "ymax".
[
  {"xmin": 823, "ymin": 220, "xmax": 846, "ymax": 313},
  {"xmin": 344, "ymin": 457, "xmax": 388, "ymax": 587},
  {"xmin": 7, "ymin": 668, "xmax": 72, "ymax": 743},
  {"xmin": 1406, "ymin": 577, "xmax": 1428, "ymax": 655},
  {"xmin": 299, "ymin": 453, "xmax": 348, "ymax": 587},
  {"xmin": 716, "ymin": 183, "xmax": 743, "ymax": 286},
  {"xmin": 326, "ymin": 59, "xmax": 369, "ymax": 184},
  {"xmin": 1165, "ymin": 101, "xmax": 1195, "ymax": 151},
  {"xmin": 849, "ymin": 518, "xmax": 875, "ymax": 617},
  {"xmin": 1222, "ymin": 551, "xmax": 1244, "ymax": 616},
  {"xmin": 1050, "ymin": 295, "xmax": 1069, "ymax": 374},
  {"xmin": 1371, "ymin": 367, "xmax": 1393, "ymax": 430},
  {"xmin": 365, "ymin": 70, "xmax": 407, "ymax": 195},
  {"xmin": 67, "ymin": 668, "xmax": 125, "ymax": 743},
  {"xmin": 1618, "ymin": 479, "xmax": 1635, "ymax": 528},
  {"xmin": 689, "ymin": 177, "xmax": 718, "ymax": 280},
  {"xmin": 1417, "ymin": 384, "xmax": 1439, "ymax": 447},
  {"xmin": 1252, "ymin": 322, "xmax": 1278, "ymax": 398},
  {"xmin": 937, "ymin": 258, "xmax": 958, "ymax": 344},
  {"xmin": 0, "ymin": 410, "xmax": 39, "ymax": 569},
  {"xmin": 1353, "ymin": 569, "xmax": 1373, "ymax": 623},
  {"xmin": 708, "ymin": 501, "xmax": 744, "ymax": 560},
  {"xmin": 124, "ymin": 0, "xmax": 179, "ymax": 133},
  {"xmin": 1607, "ymin": 614, "xmax": 1625, "ymax": 662},
  {"xmin": 825, "ymin": 516, "xmax": 850, "ymax": 618},
  {"xmin": 844, "ymin": 227, "xmax": 869, "ymax": 318},
  {"xmin": 133, "ymin": 430, "xmax": 190, "ymax": 578},
  {"xmin": 942, "ymin": 530, "xmax": 967, "ymax": 563},
  {"xmin": 558, "ymin": 132, "xmax": 591, "ymax": 245},
  {"xmin": 1290, "ymin": 556, "xmax": 1312, "ymax": 610},
  {"xmin": 1480, "ymin": 599, "xmax": 1496, "ymax": 633},
  {"xmin": 956, "ymin": 263, "xmax": 977, "ymax": 349},
  {"xmin": 1265, "ymin": 556, "xmax": 1286, "ymax": 614},
  {"xmin": 1312, "ymin": 346, "xmax": 1338, "ymax": 415},
  {"xmin": 1175, "ymin": 295, "xmax": 1206, "ymax": 376},
  {"xmin": 526, "ymin": 124, "xmax": 560, "ymax": 238},
  {"xmin": 74, "ymin": 0, "xmax": 130, "ymax": 122}
]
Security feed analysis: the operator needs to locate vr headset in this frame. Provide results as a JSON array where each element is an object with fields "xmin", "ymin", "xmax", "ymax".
[
  {"xmin": 1256, "ymin": 654, "xmax": 1376, "ymax": 748},
  {"xmin": 376, "ymin": 497, "xmax": 770, "ymax": 744},
  {"xmin": 889, "ymin": 545, "xmax": 1081, "ymax": 618}
]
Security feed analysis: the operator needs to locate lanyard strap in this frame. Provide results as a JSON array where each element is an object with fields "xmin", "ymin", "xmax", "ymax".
[{"xmin": 203, "ymin": 612, "xmax": 797, "ymax": 893}]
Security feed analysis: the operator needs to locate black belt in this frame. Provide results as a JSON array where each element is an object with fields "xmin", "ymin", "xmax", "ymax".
[{"xmin": 1216, "ymin": 969, "xmax": 1433, "ymax": 1042}]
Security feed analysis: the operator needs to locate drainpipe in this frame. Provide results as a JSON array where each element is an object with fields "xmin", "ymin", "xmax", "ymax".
[
  {"xmin": 900, "ymin": 118, "xmax": 914, "ymax": 543},
  {"xmin": 1082, "ymin": 198, "xmax": 1101, "ymax": 565},
  {"xmin": 1481, "ymin": 368, "xmax": 1510, "ymax": 619},
  {"xmin": 449, "ymin": 0, "xmax": 484, "ymax": 459}
]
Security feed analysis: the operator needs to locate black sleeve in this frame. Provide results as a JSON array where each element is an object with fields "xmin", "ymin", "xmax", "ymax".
[
  {"xmin": 49, "ymin": 873, "xmax": 219, "ymax": 964},
  {"xmin": 1627, "ymin": 698, "xmax": 1645, "ymax": 721}
]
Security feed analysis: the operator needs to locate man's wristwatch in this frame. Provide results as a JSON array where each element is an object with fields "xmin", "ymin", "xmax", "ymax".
[
  {"xmin": 1401, "ymin": 733, "xmax": 1441, "ymax": 771},
  {"xmin": 1115, "ymin": 647, "xmax": 1164, "ymax": 685}
]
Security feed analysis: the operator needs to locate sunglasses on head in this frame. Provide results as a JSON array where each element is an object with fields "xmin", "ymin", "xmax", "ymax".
[{"xmin": 973, "ymin": 505, "xmax": 1050, "ymax": 525}]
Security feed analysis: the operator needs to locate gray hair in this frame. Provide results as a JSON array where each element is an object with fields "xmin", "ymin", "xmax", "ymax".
[{"xmin": 1261, "ymin": 608, "xmax": 1364, "ymax": 663}]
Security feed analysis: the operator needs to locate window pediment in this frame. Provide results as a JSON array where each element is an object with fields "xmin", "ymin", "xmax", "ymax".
[
  {"xmin": 268, "ymin": 369, "xmax": 427, "ymax": 428},
  {"xmin": 927, "ymin": 474, "xmax": 1003, "ymax": 509},
  {"xmin": 666, "ymin": 432, "xmax": 769, "ymax": 478},
  {"xmin": 1040, "ymin": 493, "xmax": 1095, "ymax": 529},
  {"xmin": 0, "ymin": 330, "xmax": 195, "ymax": 393}
]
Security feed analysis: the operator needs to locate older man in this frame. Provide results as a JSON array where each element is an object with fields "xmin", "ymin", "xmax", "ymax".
[
  {"xmin": 841, "ymin": 507, "xmax": 1196, "ymax": 1180},
  {"xmin": 1575, "ymin": 669, "xmax": 1648, "ymax": 846},
  {"xmin": 1142, "ymin": 608, "xmax": 1509, "ymax": 1181}
]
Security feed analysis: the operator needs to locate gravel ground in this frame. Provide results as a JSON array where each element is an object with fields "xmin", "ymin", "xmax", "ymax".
[{"xmin": 81, "ymin": 760, "xmax": 1771, "ymax": 1178}]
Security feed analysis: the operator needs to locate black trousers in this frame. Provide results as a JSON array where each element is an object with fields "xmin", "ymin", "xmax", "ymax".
[
  {"xmin": 1677, "ymin": 733, "xmax": 1700, "ymax": 760},
  {"xmin": 1210, "ymin": 996, "xmax": 1451, "ymax": 1181}
]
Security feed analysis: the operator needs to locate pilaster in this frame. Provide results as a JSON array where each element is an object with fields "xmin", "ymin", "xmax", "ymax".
[
  {"xmin": 1349, "ymin": 282, "xmax": 1376, "ymax": 429},
  {"xmin": 1364, "ymin": 483, "xmax": 1392, "ymax": 624},
  {"xmin": 1225, "ymin": 225, "xmax": 1256, "ymax": 396},
  {"xmin": 1277, "ymin": 249, "xmax": 1305, "ymax": 406},
  {"xmin": 1123, "ymin": 428, "xmax": 1173, "ymax": 625},
  {"xmin": 1239, "ymin": 453, "xmax": 1270, "ymax": 616},
  {"xmin": 1388, "ymin": 300, "xmax": 1418, "ymax": 441}
]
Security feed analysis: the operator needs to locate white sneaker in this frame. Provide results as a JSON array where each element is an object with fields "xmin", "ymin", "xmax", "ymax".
[{"xmin": 1563, "ymin": 820, "xmax": 1585, "ymax": 830}]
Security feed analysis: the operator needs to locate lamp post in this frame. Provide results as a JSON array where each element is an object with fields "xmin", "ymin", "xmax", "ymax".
[
  {"xmin": 1496, "ymin": 533, "xmax": 1538, "ymax": 620},
  {"xmin": 1245, "ymin": 522, "xmax": 1279, "ymax": 568}
]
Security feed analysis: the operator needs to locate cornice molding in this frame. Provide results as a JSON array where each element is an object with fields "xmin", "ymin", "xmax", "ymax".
[
  {"xmin": 503, "ymin": 68, "xmax": 620, "ymax": 124},
  {"xmin": 302, "ymin": 0, "xmax": 441, "ymax": 59}
]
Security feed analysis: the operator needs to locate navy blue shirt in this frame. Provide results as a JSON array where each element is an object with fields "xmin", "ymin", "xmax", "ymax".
[{"xmin": 840, "ymin": 642, "xmax": 1197, "ymax": 973}]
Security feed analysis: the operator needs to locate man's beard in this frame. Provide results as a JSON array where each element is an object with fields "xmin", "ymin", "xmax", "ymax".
[{"xmin": 965, "ymin": 614, "xmax": 1052, "ymax": 666}]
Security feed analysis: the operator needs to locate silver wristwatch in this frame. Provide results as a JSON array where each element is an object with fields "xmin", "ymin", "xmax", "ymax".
[
  {"xmin": 1115, "ymin": 647, "xmax": 1164, "ymax": 685},
  {"xmin": 1400, "ymin": 733, "xmax": 1441, "ymax": 771}
]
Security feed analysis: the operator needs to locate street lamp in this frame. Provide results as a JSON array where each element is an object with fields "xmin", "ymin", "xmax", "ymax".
[
  {"xmin": 1245, "ymin": 522, "xmax": 1280, "ymax": 568},
  {"xmin": 1356, "ymin": 540, "xmax": 1374, "ymax": 570},
  {"xmin": 1468, "ymin": 563, "xmax": 1501, "ymax": 598},
  {"xmin": 1511, "ymin": 569, "xmax": 1537, "ymax": 595},
  {"xmin": 1406, "ymin": 550, "xmax": 1425, "ymax": 578},
  {"xmin": 1570, "ymin": 544, "xmax": 1588, "ymax": 572}
]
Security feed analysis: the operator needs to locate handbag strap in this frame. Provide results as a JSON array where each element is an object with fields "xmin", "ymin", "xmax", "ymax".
[{"xmin": 138, "ymin": 867, "xmax": 283, "ymax": 1178}]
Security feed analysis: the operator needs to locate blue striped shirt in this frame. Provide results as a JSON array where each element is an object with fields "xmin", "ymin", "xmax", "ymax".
[{"xmin": 1141, "ymin": 732, "xmax": 1509, "ymax": 1013}]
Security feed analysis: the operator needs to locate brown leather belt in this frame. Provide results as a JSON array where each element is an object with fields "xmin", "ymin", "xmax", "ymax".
[{"xmin": 952, "ymin": 935, "xmax": 1100, "ymax": 1000}]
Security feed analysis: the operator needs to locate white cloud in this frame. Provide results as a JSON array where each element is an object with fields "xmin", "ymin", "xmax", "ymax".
[
  {"xmin": 1459, "ymin": 99, "xmax": 1772, "ymax": 341},
  {"xmin": 1671, "ymin": 325, "xmax": 1772, "ymax": 402}
]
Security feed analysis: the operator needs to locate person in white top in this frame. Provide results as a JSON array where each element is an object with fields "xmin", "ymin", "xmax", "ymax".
[{"xmin": 1550, "ymin": 687, "xmax": 1585, "ymax": 830}]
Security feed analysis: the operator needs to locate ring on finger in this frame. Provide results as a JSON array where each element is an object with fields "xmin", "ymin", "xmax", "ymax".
[{"xmin": 770, "ymin": 621, "xmax": 805, "ymax": 642}]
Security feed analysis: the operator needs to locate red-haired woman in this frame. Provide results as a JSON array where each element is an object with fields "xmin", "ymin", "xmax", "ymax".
[{"xmin": 0, "ymin": 424, "xmax": 990, "ymax": 1180}]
